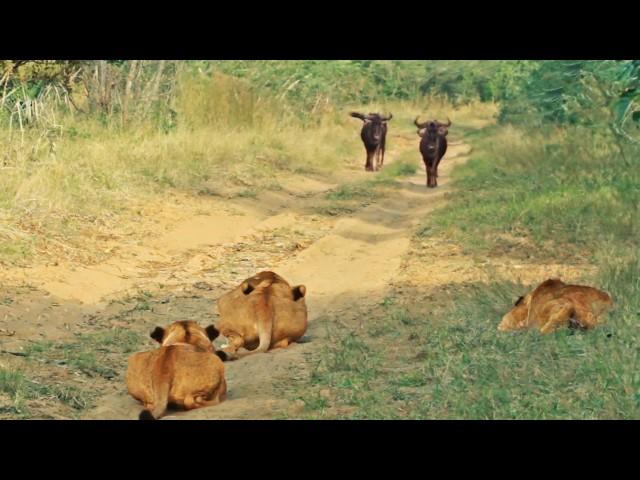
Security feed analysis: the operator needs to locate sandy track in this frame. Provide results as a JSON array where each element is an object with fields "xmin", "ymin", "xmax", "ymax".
[
  {"xmin": 81, "ymin": 137, "xmax": 473, "ymax": 419},
  {"xmin": 2, "ymin": 107, "xmax": 597, "ymax": 420}
]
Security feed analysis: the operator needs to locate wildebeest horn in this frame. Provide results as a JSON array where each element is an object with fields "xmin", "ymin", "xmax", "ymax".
[
  {"xmin": 380, "ymin": 113, "xmax": 393, "ymax": 121},
  {"xmin": 439, "ymin": 118, "xmax": 452, "ymax": 127},
  {"xmin": 350, "ymin": 112, "xmax": 367, "ymax": 121},
  {"xmin": 414, "ymin": 116, "xmax": 429, "ymax": 129}
]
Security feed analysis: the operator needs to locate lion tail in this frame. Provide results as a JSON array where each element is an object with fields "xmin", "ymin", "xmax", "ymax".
[{"xmin": 139, "ymin": 355, "xmax": 172, "ymax": 420}]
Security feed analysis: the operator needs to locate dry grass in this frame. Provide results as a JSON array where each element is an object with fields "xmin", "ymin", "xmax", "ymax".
[
  {"xmin": 0, "ymin": 121, "xmax": 360, "ymax": 266},
  {"xmin": 0, "ymin": 81, "xmax": 482, "ymax": 266}
]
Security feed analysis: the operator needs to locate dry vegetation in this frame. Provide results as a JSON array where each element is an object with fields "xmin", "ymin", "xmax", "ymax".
[
  {"xmin": 0, "ymin": 60, "xmax": 637, "ymax": 419},
  {"xmin": 0, "ymin": 69, "xmax": 494, "ymax": 268}
]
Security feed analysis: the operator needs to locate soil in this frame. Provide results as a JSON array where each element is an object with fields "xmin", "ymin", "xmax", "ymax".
[{"xmin": 0, "ymin": 120, "xmax": 594, "ymax": 419}]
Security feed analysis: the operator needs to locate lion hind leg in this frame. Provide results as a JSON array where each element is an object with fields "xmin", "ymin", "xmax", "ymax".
[
  {"xmin": 539, "ymin": 302, "xmax": 575, "ymax": 335},
  {"xmin": 272, "ymin": 338, "xmax": 290, "ymax": 349},
  {"xmin": 573, "ymin": 304, "xmax": 600, "ymax": 329},
  {"xmin": 184, "ymin": 393, "xmax": 221, "ymax": 410},
  {"xmin": 196, "ymin": 394, "xmax": 224, "ymax": 408},
  {"xmin": 191, "ymin": 379, "xmax": 227, "ymax": 409},
  {"xmin": 183, "ymin": 395, "xmax": 198, "ymax": 410}
]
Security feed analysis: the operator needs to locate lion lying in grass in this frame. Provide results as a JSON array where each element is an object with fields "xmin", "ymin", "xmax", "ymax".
[
  {"xmin": 216, "ymin": 271, "xmax": 308, "ymax": 359},
  {"xmin": 126, "ymin": 321, "xmax": 227, "ymax": 420},
  {"xmin": 498, "ymin": 278, "xmax": 613, "ymax": 335}
]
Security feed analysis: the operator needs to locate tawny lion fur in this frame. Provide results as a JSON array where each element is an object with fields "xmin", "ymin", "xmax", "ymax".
[
  {"xmin": 216, "ymin": 271, "xmax": 308, "ymax": 359},
  {"xmin": 126, "ymin": 320, "xmax": 227, "ymax": 420},
  {"xmin": 498, "ymin": 278, "xmax": 613, "ymax": 335}
]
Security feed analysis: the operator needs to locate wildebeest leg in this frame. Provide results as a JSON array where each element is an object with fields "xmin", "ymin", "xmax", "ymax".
[
  {"xmin": 365, "ymin": 149, "xmax": 374, "ymax": 171},
  {"xmin": 434, "ymin": 138, "xmax": 441, "ymax": 180},
  {"xmin": 379, "ymin": 138, "xmax": 386, "ymax": 169},
  {"xmin": 425, "ymin": 162, "xmax": 431, "ymax": 187},
  {"xmin": 426, "ymin": 159, "xmax": 436, "ymax": 188}
]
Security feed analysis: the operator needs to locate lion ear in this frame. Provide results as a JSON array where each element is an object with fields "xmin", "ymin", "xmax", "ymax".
[
  {"xmin": 241, "ymin": 281, "xmax": 254, "ymax": 295},
  {"xmin": 292, "ymin": 285, "xmax": 306, "ymax": 301},
  {"xmin": 150, "ymin": 327, "xmax": 165, "ymax": 343},
  {"xmin": 205, "ymin": 325, "xmax": 220, "ymax": 341},
  {"xmin": 215, "ymin": 351, "xmax": 229, "ymax": 362}
]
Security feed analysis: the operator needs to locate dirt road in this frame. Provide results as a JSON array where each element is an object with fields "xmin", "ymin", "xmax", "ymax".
[
  {"xmin": 74, "ymin": 131, "xmax": 474, "ymax": 419},
  {"xmin": 1, "ymin": 112, "xmax": 594, "ymax": 420}
]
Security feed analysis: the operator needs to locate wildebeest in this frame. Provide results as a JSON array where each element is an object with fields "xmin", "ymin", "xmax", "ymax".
[
  {"xmin": 350, "ymin": 112, "xmax": 393, "ymax": 171},
  {"xmin": 415, "ymin": 116, "xmax": 451, "ymax": 188}
]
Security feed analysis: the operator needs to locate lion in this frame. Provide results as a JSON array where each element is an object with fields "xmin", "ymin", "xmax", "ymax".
[
  {"xmin": 215, "ymin": 271, "xmax": 308, "ymax": 359},
  {"xmin": 498, "ymin": 278, "xmax": 613, "ymax": 335},
  {"xmin": 126, "ymin": 320, "xmax": 228, "ymax": 420}
]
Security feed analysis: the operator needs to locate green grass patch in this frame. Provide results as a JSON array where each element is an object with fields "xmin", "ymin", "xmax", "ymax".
[
  {"xmin": 24, "ymin": 328, "xmax": 145, "ymax": 380},
  {"xmin": 313, "ymin": 204, "xmax": 357, "ymax": 217},
  {"xmin": 296, "ymin": 278, "xmax": 638, "ymax": 419},
  {"xmin": 296, "ymin": 120, "xmax": 639, "ymax": 419},
  {"xmin": 418, "ymin": 124, "xmax": 639, "ymax": 258},
  {"xmin": 0, "ymin": 367, "xmax": 92, "ymax": 418},
  {"xmin": 0, "ymin": 239, "xmax": 34, "ymax": 265},
  {"xmin": 326, "ymin": 182, "xmax": 383, "ymax": 202},
  {"xmin": 316, "ymin": 158, "xmax": 418, "ymax": 217}
]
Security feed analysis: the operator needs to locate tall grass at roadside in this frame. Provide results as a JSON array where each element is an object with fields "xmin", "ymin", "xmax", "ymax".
[
  {"xmin": 417, "ymin": 123, "xmax": 638, "ymax": 257},
  {"xmin": 0, "ymin": 73, "xmax": 362, "ymax": 264},
  {"xmin": 0, "ymin": 72, "xmax": 492, "ymax": 266}
]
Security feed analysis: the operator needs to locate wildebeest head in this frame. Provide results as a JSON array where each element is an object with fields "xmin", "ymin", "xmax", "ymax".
[
  {"xmin": 350, "ymin": 111, "xmax": 393, "ymax": 142},
  {"xmin": 415, "ymin": 117, "xmax": 451, "ymax": 139}
]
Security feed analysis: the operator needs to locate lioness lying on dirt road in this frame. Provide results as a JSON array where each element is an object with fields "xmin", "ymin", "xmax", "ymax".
[
  {"xmin": 216, "ymin": 271, "xmax": 308, "ymax": 359},
  {"xmin": 498, "ymin": 278, "xmax": 613, "ymax": 335},
  {"xmin": 126, "ymin": 320, "xmax": 227, "ymax": 420}
]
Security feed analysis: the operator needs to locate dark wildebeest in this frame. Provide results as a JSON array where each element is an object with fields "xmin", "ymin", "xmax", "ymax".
[
  {"xmin": 350, "ymin": 112, "xmax": 393, "ymax": 172},
  {"xmin": 415, "ymin": 116, "xmax": 451, "ymax": 188}
]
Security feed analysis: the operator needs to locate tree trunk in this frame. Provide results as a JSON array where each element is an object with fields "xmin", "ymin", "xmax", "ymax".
[
  {"xmin": 98, "ymin": 60, "xmax": 108, "ymax": 112},
  {"xmin": 122, "ymin": 60, "xmax": 139, "ymax": 127},
  {"xmin": 142, "ymin": 60, "xmax": 166, "ymax": 119}
]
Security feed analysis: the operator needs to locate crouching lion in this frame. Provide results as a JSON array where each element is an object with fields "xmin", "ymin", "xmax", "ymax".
[
  {"xmin": 498, "ymin": 278, "xmax": 613, "ymax": 335},
  {"xmin": 216, "ymin": 271, "xmax": 308, "ymax": 359},
  {"xmin": 126, "ymin": 320, "xmax": 228, "ymax": 420}
]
